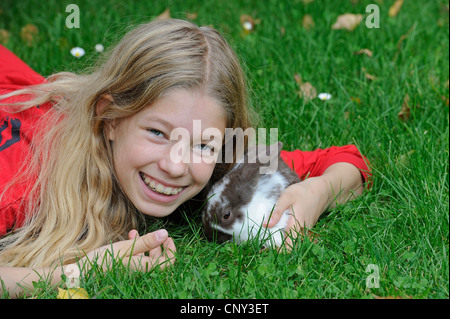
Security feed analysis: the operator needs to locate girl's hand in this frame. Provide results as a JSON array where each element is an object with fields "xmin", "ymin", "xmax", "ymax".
[
  {"xmin": 264, "ymin": 162, "xmax": 364, "ymax": 249},
  {"xmin": 79, "ymin": 228, "xmax": 176, "ymax": 272},
  {"xmin": 265, "ymin": 177, "xmax": 330, "ymax": 248}
]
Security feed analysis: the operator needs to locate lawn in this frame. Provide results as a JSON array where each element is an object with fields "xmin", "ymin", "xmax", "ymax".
[{"xmin": 0, "ymin": 0, "xmax": 448, "ymax": 300}]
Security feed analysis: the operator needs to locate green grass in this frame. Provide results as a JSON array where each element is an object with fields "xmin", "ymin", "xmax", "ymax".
[{"xmin": 0, "ymin": 0, "xmax": 448, "ymax": 299}]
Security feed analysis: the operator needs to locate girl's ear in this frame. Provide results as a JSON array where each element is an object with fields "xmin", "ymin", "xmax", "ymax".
[
  {"xmin": 95, "ymin": 94, "xmax": 113, "ymax": 116},
  {"xmin": 95, "ymin": 94, "xmax": 117, "ymax": 141}
]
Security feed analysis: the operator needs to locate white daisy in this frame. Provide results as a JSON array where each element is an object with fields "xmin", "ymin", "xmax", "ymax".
[
  {"xmin": 95, "ymin": 44, "xmax": 104, "ymax": 53},
  {"xmin": 318, "ymin": 93, "xmax": 332, "ymax": 101},
  {"xmin": 70, "ymin": 47, "xmax": 85, "ymax": 58},
  {"xmin": 242, "ymin": 21, "xmax": 253, "ymax": 31}
]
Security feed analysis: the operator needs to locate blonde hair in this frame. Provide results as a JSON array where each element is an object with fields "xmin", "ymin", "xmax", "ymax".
[{"xmin": 0, "ymin": 19, "xmax": 255, "ymax": 268}]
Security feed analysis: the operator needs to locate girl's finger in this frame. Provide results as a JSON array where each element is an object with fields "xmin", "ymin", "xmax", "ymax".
[
  {"xmin": 141, "ymin": 237, "xmax": 176, "ymax": 271},
  {"xmin": 128, "ymin": 229, "xmax": 139, "ymax": 240},
  {"xmin": 264, "ymin": 191, "xmax": 294, "ymax": 228},
  {"xmin": 126, "ymin": 229, "xmax": 168, "ymax": 256},
  {"xmin": 161, "ymin": 237, "xmax": 176, "ymax": 267}
]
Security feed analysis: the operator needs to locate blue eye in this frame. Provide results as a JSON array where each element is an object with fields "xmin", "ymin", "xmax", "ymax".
[
  {"xmin": 195, "ymin": 144, "xmax": 214, "ymax": 152},
  {"xmin": 148, "ymin": 129, "xmax": 164, "ymax": 137}
]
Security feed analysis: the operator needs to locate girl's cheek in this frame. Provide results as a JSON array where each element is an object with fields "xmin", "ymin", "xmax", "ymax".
[{"xmin": 191, "ymin": 161, "xmax": 216, "ymax": 184}]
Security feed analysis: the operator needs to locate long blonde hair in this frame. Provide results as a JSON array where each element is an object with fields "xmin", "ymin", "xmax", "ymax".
[{"xmin": 0, "ymin": 19, "xmax": 255, "ymax": 268}]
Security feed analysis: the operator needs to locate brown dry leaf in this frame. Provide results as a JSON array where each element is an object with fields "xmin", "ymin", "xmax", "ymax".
[
  {"xmin": 294, "ymin": 73, "xmax": 303, "ymax": 86},
  {"xmin": 389, "ymin": 0, "xmax": 404, "ymax": 17},
  {"xmin": 295, "ymin": 74, "xmax": 317, "ymax": 101},
  {"xmin": 0, "ymin": 29, "xmax": 9, "ymax": 45},
  {"xmin": 351, "ymin": 97, "xmax": 362, "ymax": 106},
  {"xmin": 299, "ymin": 82, "xmax": 317, "ymax": 101},
  {"xmin": 302, "ymin": 14, "xmax": 315, "ymax": 30},
  {"xmin": 155, "ymin": 8, "xmax": 170, "ymax": 20},
  {"xmin": 20, "ymin": 24, "xmax": 38, "ymax": 46},
  {"xmin": 57, "ymin": 287, "xmax": 89, "ymax": 299},
  {"xmin": 364, "ymin": 72, "xmax": 376, "ymax": 81},
  {"xmin": 362, "ymin": 67, "xmax": 377, "ymax": 81},
  {"xmin": 186, "ymin": 12, "xmax": 197, "ymax": 20},
  {"xmin": 398, "ymin": 94, "xmax": 411, "ymax": 121},
  {"xmin": 331, "ymin": 13, "xmax": 363, "ymax": 31},
  {"xmin": 353, "ymin": 48, "xmax": 373, "ymax": 57}
]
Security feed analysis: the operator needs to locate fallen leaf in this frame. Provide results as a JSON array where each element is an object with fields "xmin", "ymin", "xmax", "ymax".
[
  {"xmin": 186, "ymin": 12, "xmax": 197, "ymax": 20},
  {"xmin": 299, "ymin": 83, "xmax": 317, "ymax": 101},
  {"xmin": 362, "ymin": 67, "xmax": 377, "ymax": 81},
  {"xmin": 294, "ymin": 73, "xmax": 303, "ymax": 86},
  {"xmin": 294, "ymin": 73, "xmax": 317, "ymax": 101},
  {"xmin": 398, "ymin": 94, "xmax": 411, "ymax": 121},
  {"xmin": 302, "ymin": 14, "xmax": 315, "ymax": 30},
  {"xmin": 57, "ymin": 287, "xmax": 89, "ymax": 299},
  {"xmin": 331, "ymin": 13, "xmax": 363, "ymax": 31},
  {"xmin": 351, "ymin": 97, "xmax": 362, "ymax": 106},
  {"xmin": 0, "ymin": 29, "xmax": 9, "ymax": 45},
  {"xmin": 389, "ymin": 0, "xmax": 404, "ymax": 17},
  {"xmin": 353, "ymin": 48, "xmax": 373, "ymax": 57},
  {"xmin": 155, "ymin": 8, "xmax": 170, "ymax": 20},
  {"xmin": 393, "ymin": 24, "xmax": 416, "ymax": 61},
  {"xmin": 20, "ymin": 24, "xmax": 38, "ymax": 46}
]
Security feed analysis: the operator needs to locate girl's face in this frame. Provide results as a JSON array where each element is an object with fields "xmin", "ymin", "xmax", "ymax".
[{"xmin": 107, "ymin": 89, "xmax": 227, "ymax": 217}]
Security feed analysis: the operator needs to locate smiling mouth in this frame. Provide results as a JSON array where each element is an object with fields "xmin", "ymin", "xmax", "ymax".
[{"xmin": 139, "ymin": 172, "xmax": 184, "ymax": 196}]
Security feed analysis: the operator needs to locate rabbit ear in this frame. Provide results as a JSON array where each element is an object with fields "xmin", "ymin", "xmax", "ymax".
[{"xmin": 244, "ymin": 141, "xmax": 283, "ymax": 164}]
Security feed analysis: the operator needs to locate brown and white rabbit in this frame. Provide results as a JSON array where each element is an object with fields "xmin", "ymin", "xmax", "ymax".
[{"xmin": 202, "ymin": 142, "xmax": 301, "ymax": 247}]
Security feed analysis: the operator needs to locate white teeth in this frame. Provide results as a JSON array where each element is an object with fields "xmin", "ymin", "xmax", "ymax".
[{"xmin": 141, "ymin": 173, "xmax": 183, "ymax": 195}]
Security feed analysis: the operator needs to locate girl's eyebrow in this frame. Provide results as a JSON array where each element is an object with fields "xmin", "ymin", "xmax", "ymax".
[{"xmin": 142, "ymin": 115, "xmax": 174, "ymax": 129}]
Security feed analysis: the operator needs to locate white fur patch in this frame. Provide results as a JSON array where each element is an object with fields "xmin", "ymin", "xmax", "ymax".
[{"xmin": 218, "ymin": 172, "xmax": 290, "ymax": 247}]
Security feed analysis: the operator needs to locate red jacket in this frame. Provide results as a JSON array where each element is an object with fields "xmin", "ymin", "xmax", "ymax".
[{"xmin": 0, "ymin": 45, "xmax": 371, "ymax": 235}]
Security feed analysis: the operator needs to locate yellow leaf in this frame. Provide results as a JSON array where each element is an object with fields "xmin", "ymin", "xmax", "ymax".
[
  {"xmin": 294, "ymin": 73, "xmax": 317, "ymax": 101},
  {"xmin": 331, "ymin": 13, "xmax": 363, "ymax": 31},
  {"xmin": 298, "ymin": 83, "xmax": 318, "ymax": 101},
  {"xmin": 185, "ymin": 12, "xmax": 197, "ymax": 20},
  {"xmin": 302, "ymin": 15, "xmax": 315, "ymax": 30},
  {"xmin": 397, "ymin": 94, "xmax": 411, "ymax": 121},
  {"xmin": 0, "ymin": 29, "xmax": 9, "ymax": 45},
  {"xmin": 155, "ymin": 8, "xmax": 170, "ymax": 20},
  {"xmin": 20, "ymin": 24, "xmax": 38, "ymax": 46},
  {"xmin": 57, "ymin": 287, "xmax": 89, "ymax": 299},
  {"xmin": 389, "ymin": 0, "xmax": 404, "ymax": 17},
  {"xmin": 353, "ymin": 48, "xmax": 373, "ymax": 57},
  {"xmin": 362, "ymin": 67, "xmax": 377, "ymax": 81}
]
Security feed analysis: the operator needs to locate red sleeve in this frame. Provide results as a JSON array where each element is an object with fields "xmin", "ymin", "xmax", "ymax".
[
  {"xmin": 0, "ymin": 45, "xmax": 46, "ymax": 235},
  {"xmin": 0, "ymin": 44, "xmax": 45, "ymax": 93},
  {"xmin": 280, "ymin": 145, "xmax": 371, "ymax": 184}
]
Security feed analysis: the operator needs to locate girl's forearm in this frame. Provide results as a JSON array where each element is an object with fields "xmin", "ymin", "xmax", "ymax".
[
  {"xmin": 320, "ymin": 162, "xmax": 365, "ymax": 209},
  {"xmin": 0, "ymin": 266, "xmax": 63, "ymax": 298}
]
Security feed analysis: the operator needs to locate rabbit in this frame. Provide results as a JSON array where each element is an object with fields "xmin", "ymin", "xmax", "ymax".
[{"xmin": 202, "ymin": 142, "xmax": 302, "ymax": 247}]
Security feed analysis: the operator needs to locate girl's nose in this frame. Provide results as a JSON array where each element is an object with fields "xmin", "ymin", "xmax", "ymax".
[{"xmin": 158, "ymin": 149, "xmax": 189, "ymax": 178}]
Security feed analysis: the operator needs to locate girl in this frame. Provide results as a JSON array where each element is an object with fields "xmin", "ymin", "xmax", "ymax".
[{"xmin": 0, "ymin": 19, "xmax": 370, "ymax": 297}]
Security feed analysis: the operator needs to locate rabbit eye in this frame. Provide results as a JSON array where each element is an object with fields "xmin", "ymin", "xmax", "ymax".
[{"xmin": 223, "ymin": 211, "xmax": 231, "ymax": 221}]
